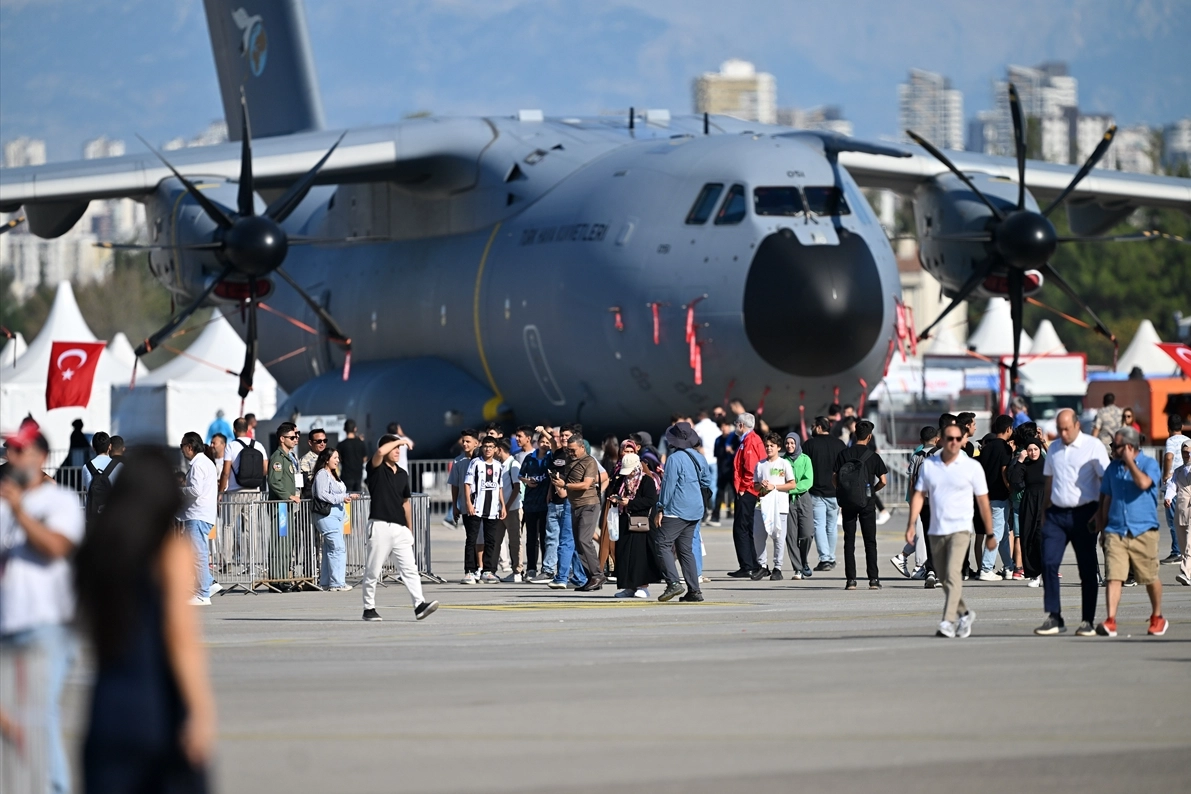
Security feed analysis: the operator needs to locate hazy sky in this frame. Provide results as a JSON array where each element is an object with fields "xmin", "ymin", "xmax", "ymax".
[{"xmin": 2, "ymin": 0, "xmax": 1189, "ymax": 162}]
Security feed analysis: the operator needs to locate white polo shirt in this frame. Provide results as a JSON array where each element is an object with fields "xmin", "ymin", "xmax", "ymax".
[
  {"xmin": 915, "ymin": 453, "xmax": 988, "ymax": 535},
  {"xmin": 1043, "ymin": 431, "xmax": 1109, "ymax": 508}
]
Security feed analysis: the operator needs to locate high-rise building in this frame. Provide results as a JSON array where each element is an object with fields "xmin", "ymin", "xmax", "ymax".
[
  {"xmin": 898, "ymin": 69, "xmax": 964, "ymax": 150},
  {"xmin": 992, "ymin": 63, "xmax": 1078, "ymax": 163},
  {"xmin": 2, "ymin": 137, "xmax": 47, "ymax": 168},
  {"xmin": 693, "ymin": 60, "xmax": 776, "ymax": 125},
  {"xmin": 1113, "ymin": 125, "xmax": 1156, "ymax": 174},
  {"xmin": 776, "ymin": 105, "xmax": 853, "ymax": 136},
  {"xmin": 1074, "ymin": 114, "xmax": 1117, "ymax": 170},
  {"xmin": 82, "ymin": 136, "xmax": 126, "ymax": 160},
  {"xmin": 966, "ymin": 110, "xmax": 1002, "ymax": 155},
  {"xmin": 1164, "ymin": 119, "xmax": 1191, "ymax": 171}
]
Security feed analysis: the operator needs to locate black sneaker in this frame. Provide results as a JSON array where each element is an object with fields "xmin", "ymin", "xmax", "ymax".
[
  {"xmin": 924, "ymin": 573, "xmax": 939, "ymax": 589},
  {"xmin": 813, "ymin": 561, "xmax": 832, "ymax": 572},
  {"xmin": 1033, "ymin": 614, "xmax": 1066, "ymax": 635},
  {"xmin": 1073, "ymin": 620, "xmax": 1096, "ymax": 636},
  {"xmin": 362, "ymin": 608, "xmax": 383, "ymax": 622},
  {"xmin": 414, "ymin": 601, "xmax": 439, "ymax": 621},
  {"xmin": 1123, "ymin": 576, "xmax": 1138, "ymax": 587},
  {"xmin": 659, "ymin": 582, "xmax": 686, "ymax": 602},
  {"xmin": 769, "ymin": 569, "xmax": 783, "ymax": 581},
  {"xmin": 801, "ymin": 566, "xmax": 813, "ymax": 578},
  {"xmin": 869, "ymin": 579, "xmax": 882, "ymax": 590},
  {"xmin": 1160, "ymin": 553, "xmax": 1181, "ymax": 565},
  {"xmin": 678, "ymin": 591, "xmax": 705, "ymax": 602},
  {"xmin": 845, "ymin": 579, "xmax": 858, "ymax": 590},
  {"xmin": 749, "ymin": 567, "xmax": 769, "ymax": 581},
  {"xmin": 727, "ymin": 569, "xmax": 751, "ymax": 578}
]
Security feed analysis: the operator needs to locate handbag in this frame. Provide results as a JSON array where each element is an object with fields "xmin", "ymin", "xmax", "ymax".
[{"xmin": 628, "ymin": 515, "xmax": 651, "ymax": 532}]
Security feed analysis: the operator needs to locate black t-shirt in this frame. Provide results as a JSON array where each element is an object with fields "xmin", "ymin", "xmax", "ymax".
[
  {"xmin": 979, "ymin": 437, "xmax": 1013, "ymax": 501},
  {"xmin": 367, "ymin": 462, "xmax": 411, "ymax": 525},
  {"xmin": 803, "ymin": 434, "xmax": 847, "ymax": 498},
  {"xmin": 832, "ymin": 444, "xmax": 888, "ymax": 506},
  {"xmin": 548, "ymin": 449, "xmax": 569, "ymax": 505},
  {"xmin": 337, "ymin": 437, "xmax": 367, "ymax": 483}
]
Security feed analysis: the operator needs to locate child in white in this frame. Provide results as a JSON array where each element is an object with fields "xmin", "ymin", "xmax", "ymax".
[{"xmin": 753, "ymin": 434, "xmax": 797, "ymax": 572}]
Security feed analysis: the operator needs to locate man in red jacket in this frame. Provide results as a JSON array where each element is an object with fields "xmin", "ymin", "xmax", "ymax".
[{"xmin": 729, "ymin": 412, "xmax": 767, "ymax": 579}]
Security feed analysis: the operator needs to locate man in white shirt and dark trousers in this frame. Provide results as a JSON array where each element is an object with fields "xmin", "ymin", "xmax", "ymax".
[
  {"xmin": 179, "ymin": 432, "xmax": 221, "ymax": 605},
  {"xmin": 1161, "ymin": 414, "xmax": 1189, "ymax": 564},
  {"xmin": 904, "ymin": 424, "xmax": 995, "ymax": 637},
  {"xmin": 361, "ymin": 435, "xmax": 438, "ymax": 622},
  {"xmin": 1034, "ymin": 408, "xmax": 1111, "ymax": 636},
  {"xmin": 462, "ymin": 437, "xmax": 506, "ymax": 584}
]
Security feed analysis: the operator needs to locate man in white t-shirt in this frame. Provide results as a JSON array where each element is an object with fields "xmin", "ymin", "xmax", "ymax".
[
  {"xmin": 905, "ymin": 423, "xmax": 995, "ymax": 638},
  {"xmin": 1162, "ymin": 414, "xmax": 1189, "ymax": 564},
  {"xmin": 0, "ymin": 423, "xmax": 85, "ymax": 793},
  {"xmin": 753, "ymin": 432, "xmax": 798, "ymax": 581},
  {"xmin": 495, "ymin": 440, "xmax": 524, "ymax": 582},
  {"xmin": 218, "ymin": 417, "xmax": 268, "ymax": 571}
]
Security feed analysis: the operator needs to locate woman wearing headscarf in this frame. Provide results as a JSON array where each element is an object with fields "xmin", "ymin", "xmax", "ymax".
[
  {"xmin": 782, "ymin": 432, "xmax": 816, "ymax": 579},
  {"xmin": 610, "ymin": 450, "xmax": 663, "ymax": 598},
  {"xmin": 1007, "ymin": 437, "xmax": 1047, "ymax": 584}
]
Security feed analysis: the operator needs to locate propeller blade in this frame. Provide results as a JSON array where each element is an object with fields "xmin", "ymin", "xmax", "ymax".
[
  {"xmin": 237, "ymin": 90, "xmax": 255, "ymax": 218},
  {"xmin": 1008, "ymin": 269, "xmax": 1024, "ymax": 392},
  {"xmin": 238, "ymin": 279, "xmax": 259, "ymax": 399},
  {"xmin": 138, "ymin": 135, "xmax": 233, "ymax": 229},
  {"xmin": 916, "ymin": 259, "xmax": 996, "ymax": 342},
  {"xmin": 928, "ymin": 232, "xmax": 994, "ymax": 243},
  {"xmin": 275, "ymin": 267, "xmax": 352, "ymax": 348},
  {"xmin": 264, "ymin": 132, "xmax": 347, "ymax": 224},
  {"xmin": 1008, "ymin": 84, "xmax": 1027, "ymax": 211},
  {"xmin": 1057, "ymin": 230, "xmax": 1189, "ymax": 244},
  {"xmin": 0, "ymin": 216, "xmax": 25, "ymax": 235},
  {"xmin": 1041, "ymin": 125, "xmax": 1117, "ymax": 217},
  {"xmin": 287, "ymin": 235, "xmax": 388, "ymax": 246},
  {"xmin": 94, "ymin": 241, "xmax": 223, "ymax": 252},
  {"xmin": 1039, "ymin": 262, "xmax": 1116, "ymax": 343},
  {"xmin": 906, "ymin": 130, "xmax": 1005, "ymax": 221},
  {"xmin": 134, "ymin": 264, "xmax": 234, "ymax": 357}
]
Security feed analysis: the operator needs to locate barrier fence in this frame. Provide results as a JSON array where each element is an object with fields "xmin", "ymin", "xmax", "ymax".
[{"xmin": 209, "ymin": 492, "xmax": 440, "ymax": 593}]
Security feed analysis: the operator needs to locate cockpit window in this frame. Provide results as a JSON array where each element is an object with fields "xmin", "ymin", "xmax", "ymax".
[
  {"xmin": 685, "ymin": 183, "xmax": 724, "ymax": 225},
  {"xmin": 714, "ymin": 184, "xmax": 747, "ymax": 225},
  {"xmin": 803, "ymin": 186, "xmax": 851, "ymax": 216},
  {"xmin": 753, "ymin": 187, "xmax": 806, "ymax": 216}
]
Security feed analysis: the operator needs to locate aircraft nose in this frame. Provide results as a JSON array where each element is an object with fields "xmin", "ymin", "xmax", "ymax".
[{"xmin": 743, "ymin": 229, "xmax": 885, "ymax": 377}]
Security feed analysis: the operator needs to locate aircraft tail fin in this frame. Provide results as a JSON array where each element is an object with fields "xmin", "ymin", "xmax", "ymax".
[{"xmin": 203, "ymin": 0, "xmax": 325, "ymax": 139}]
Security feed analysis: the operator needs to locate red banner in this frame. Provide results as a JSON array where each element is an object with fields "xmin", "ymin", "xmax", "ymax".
[
  {"xmin": 46, "ymin": 341, "xmax": 106, "ymax": 411},
  {"xmin": 1157, "ymin": 343, "xmax": 1191, "ymax": 378}
]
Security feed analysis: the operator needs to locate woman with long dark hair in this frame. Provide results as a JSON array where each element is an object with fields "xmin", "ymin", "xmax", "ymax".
[
  {"xmin": 312, "ymin": 447, "xmax": 355, "ymax": 590},
  {"xmin": 75, "ymin": 447, "xmax": 216, "ymax": 792},
  {"xmin": 610, "ymin": 451, "xmax": 663, "ymax": 598}
]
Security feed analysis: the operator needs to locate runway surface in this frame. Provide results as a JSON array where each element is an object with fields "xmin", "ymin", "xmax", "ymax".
[{"xmin": 63, "ymin": 519, "xmax": 1191, "ymax": 793}]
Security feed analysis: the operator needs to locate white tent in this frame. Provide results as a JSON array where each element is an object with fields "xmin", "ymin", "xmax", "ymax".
[
  {"xmin": 0, "ymin": 282, "xmax": 133, "ymax": 448},
  {"xmin": 926, "ymin": 322, "xmax": 966, "ymax": 355},
  {"xmin": 1030, "ymin": 319, "xmax": 1068, "ymax": 355},
  {"xmin": 0, "ymin": 332, "xmax": 27, "ymax": 371},
  {"xmin": 111, "ymin": 313, "xmax": 279, "ymax": 444},
  {"xmin": 968, "ymin": 298, "xmax": 1033, "ymax": 357},
  {"xmin": 106, "ymin": 332, "xmax": 139, "ymax": 369},
  {"xmin": 1116, "ymin": 319, "xmax": 1177, "ymax": 376}
]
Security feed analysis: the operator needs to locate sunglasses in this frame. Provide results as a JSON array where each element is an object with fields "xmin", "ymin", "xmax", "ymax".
[
  {"xmin": 311, "ymin": 438, "xmax": 327, "ymax": 445},
  {"xmin": 944, "ymin": 436, "xmax": 963, "ymax": 442},
  {"xmin": 282, "ymin": 434, "xmax": 299, "ymax": 440}
]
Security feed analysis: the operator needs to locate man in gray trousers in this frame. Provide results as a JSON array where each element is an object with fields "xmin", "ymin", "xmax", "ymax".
[{"xmin": 653, "ymin": 422, "xmax": 715, "ymax": 602}]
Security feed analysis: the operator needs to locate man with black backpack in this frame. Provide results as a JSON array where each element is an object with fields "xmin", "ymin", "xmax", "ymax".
[
  {"xmin": 833, "ymin": 420, "xmax": 888, "ymax": 590},
  {"xmin": 219, "ymin": 417, "xmax": 267, "ymax": 574},
  {"xmin": 82, "ymin": 431, "xmax": 121, "ymax": 524}
]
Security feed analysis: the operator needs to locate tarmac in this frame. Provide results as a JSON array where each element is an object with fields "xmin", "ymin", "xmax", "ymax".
[{"xmin": 62, "ymin": 517, "xmax": 1191, "ymax": 793}]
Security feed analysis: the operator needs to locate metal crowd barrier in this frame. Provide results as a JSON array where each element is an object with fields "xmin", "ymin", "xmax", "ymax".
[{"xmin": 210, "ymin": 492, "xmax": 439, "ymax": 593}]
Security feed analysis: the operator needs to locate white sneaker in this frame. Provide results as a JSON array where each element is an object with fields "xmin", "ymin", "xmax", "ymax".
[
  {"xmin": 956, "ymin": 611, "xmax": 976, "ymax": 638},
  {"xmin": 876, "ymin": 510, "xmax": 891, "ymax": 526},
  {"xmin": 208, "ymin": 581, "xmax": 223, "ymax": 596},
  {"xmin": 936, "ymin": 620, "xmax": 957, "ymax": 638},
  {"xmin": 1001, "ymin": 568, "xmax": 1014, "ymax": 580},
  {"xmin": 546, "ymin": 580, "xmax": 568, "ymax": 590},
  {"xmin": 633, "ymin": 588, "xmax": 650, "ymax": 599},
  {"xmin": 1176, "ymin": 573, "xmax": 1190, "ymax": 586},
  {"xmin": 1027, "ymin": 576, "xmax": 1042, "ymax": 588},
  {"xmin": 460, "ymin": 572, "xmax": 478, "ymax": 585},
  {"xmin": 614, "ymin": 588, "xmax": 635, "ymax": 598},
  {"xmin": 977, "ymin": 570, "xmax": 1000, "ymax": 582},
  {"xmin": 188, "ymin": 596, "xmax": 211, "ymax": 606},
  {"xmin": 889, "ymin": 554, "xmax": 910, "ymax": 578},
  {"xmin": 699, "ymin": 575, "xmax": 711, "ymax": 583},
  {"xmin": 480, "ymin": 572, "xmax": 500, "ymax": 584},
  {"xmin": 330, "ymin": 585, "xmax": 353, "ymax": 591},
  {"xmin": 708, "ymin": 520, "xmax": 722, "ymax": 527}
]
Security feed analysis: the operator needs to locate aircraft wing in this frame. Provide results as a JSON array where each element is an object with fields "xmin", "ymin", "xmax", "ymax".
[
  {"xmin": 0, "ymin": 117, "xmax": 496, "ymax": 214},
  {"xmin": 838, "ymin": 144, "xmax": 1191, "ymax": 212}
]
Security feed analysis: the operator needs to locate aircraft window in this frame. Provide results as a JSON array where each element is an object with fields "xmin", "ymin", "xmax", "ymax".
[
  {"xmin": 803, "ymin": 186, "xmax": 851, "ymax": 216},
  {"xmin": 685, "ymin": 183, "xmax": 724, "ymax": 224},
  {"xmin": 714, "ymin": 184, "xmax": 747, "ymax": 225},
  {"xmin": 753, "ymin": 187, "xmax": 805, "ymax": 216}
]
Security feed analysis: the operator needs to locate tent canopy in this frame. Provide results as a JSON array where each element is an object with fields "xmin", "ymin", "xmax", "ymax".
[
  {"xmin": 968, "ymin": 298, "xmax": 1033, "ymax": 357},
  {"xmin": 1116, "ymin": 319, "xmax": 1176, "ymax": 376},
  {"xmin": 1030, "ymin": 319, "xmax": 1068, "ymax": 355}
]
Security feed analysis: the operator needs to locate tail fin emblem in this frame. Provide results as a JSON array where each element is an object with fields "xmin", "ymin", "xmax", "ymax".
[{"xmin": 232, "ymin": 8, "xmax": 268, "ymax": 77}]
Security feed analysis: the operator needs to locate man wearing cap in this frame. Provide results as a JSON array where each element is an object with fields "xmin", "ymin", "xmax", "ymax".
[
  {"xmin": 729, "ymin": 413, "xmax": 766, "ymax": 578},
  {"xmin": 654, "ymin": 422, "xmax": 714, "ymax": 601},
  {"xmin": 1094, "ymin": 427, "xmax": 1167, "ymax": 637}
]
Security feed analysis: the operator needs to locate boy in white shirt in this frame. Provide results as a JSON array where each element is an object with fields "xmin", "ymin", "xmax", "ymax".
[{"xmin": 753, "ymin": 433, "xmax": 798, "ymax": 581}]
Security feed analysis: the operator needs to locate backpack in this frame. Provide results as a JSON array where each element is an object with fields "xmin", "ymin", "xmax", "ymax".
[
  {"xmin": 85, "ymin": 459, "xmax": 121, "ymax": 524},
  {"xmin": 680, "ymin": 449, "xmax": 714, "ymax": 514},
  {"xmin": 835, "ymin": 446, "xmax": 873, "ymax": 511},
  {"xmin": 232, "ymin": 439, "xmax": 265, "ymax": 490},
  {"xmin": 906, "ymin": 446, "xmax": 939, "ymax": 502}
]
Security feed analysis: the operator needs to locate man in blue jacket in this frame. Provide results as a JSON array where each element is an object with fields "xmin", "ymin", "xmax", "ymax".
[{"xmin": 654, "ymin": 422, "xmax": 714, "ymax": 602}]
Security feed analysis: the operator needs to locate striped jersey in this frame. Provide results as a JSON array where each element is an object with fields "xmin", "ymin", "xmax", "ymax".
[{"xmin": 466, "ymin": 457, "xmax": 503, "ymax": 519}]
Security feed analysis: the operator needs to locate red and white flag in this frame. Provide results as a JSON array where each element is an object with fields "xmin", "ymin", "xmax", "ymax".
[
  {"xmin": 1157, "ymin": 343, "xmax": 1191, "ymax": 379},
  {"xmin": 46, "ymin": 341, "xmax": 106, "ymax": 411}
]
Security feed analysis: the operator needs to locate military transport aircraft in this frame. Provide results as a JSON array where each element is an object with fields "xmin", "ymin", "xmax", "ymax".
[{"xmin": 2, "ymin": 0, "xmax": 1189, "ymax": 450}]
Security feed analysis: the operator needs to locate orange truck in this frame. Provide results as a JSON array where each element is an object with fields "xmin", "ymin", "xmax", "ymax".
[{"xmin": 1085, "ymin": 377, "xmax": 1191, "ymax": 444}]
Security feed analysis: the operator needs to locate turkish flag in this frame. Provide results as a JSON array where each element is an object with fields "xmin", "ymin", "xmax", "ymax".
[
  {"xmin": 1157, "ymin": 343, "xmax": 1191, "ymax": 379},
  {"xmin": 46, "ymin": 341, "xmax": 107, "ymax": 411}
]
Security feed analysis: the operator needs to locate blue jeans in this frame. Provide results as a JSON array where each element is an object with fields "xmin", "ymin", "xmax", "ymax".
[
  {"xmin": 2, "ymin": 624, "xmax": 76, "ymax": 793},
  {"xmin": 1168, "ymin": 501, "xmax": 1181, "ymax": 556},
  {"xmin": 981, "ymin": 499, "xmax": 1013, "ymax": 572},
  {"xmin": 544, "ymin": 501, "xmax": 570, "ymax": 575},
  {"xmin": 812, "ymin": 495, "xmax": 839, "ymax": 563},
  {"xmin": 692, "ymin": 522, "xmax": 704, "ymax": 577},
  {"xmin": 316, "ymin": 506, "xmax": 347, "ymax": 588},
  {"xmin": 551, "ymin": 502, "xmax": 588, "ymax": 586},
  {"xmin": 184, "ymin": 519, "xmax": 214, "ymax": 598}
]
